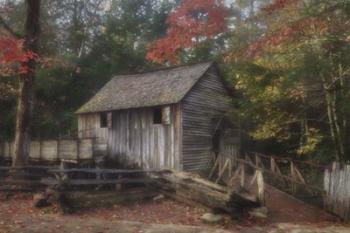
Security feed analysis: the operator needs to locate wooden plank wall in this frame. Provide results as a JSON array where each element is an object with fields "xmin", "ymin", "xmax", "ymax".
[
  {"xmin": 107, "ymin": 105, "xmax": 181, "ymax": 170},
  {"xmin": 324, "ymin": 162, "xmax": 350, "ymax": 222},
  {"xmin": 0, "ymin": 139, "xmax": 94, "ymax": 161},
  {"xmin": 181, "ymin": 67, "xmax": 239, "ymax": 171},
  {"xmin": 77, "ymin": 113, "xmax": 108, "ymax": 139}
]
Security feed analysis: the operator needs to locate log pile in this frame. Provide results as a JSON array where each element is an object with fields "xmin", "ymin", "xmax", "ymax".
[{"xmin": 152, "ymin": 171, "xmax": 260, "ymax": 214}]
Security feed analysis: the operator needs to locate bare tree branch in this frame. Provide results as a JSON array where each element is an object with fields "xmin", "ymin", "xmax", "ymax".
[{"xmin": 0, "ymin": 15, "xmax": 22, "ymax": 38}]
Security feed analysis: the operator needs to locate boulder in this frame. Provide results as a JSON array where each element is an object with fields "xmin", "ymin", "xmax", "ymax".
[
  {"xmin": 153, "ymin": 194, "xmax": 165, "ymax": 201},
  {"xmin": 200, "ymin": 213, "xmax": 223, "ymax": 223},
  {"xmin": 33, "ymin": 193, "xmax": 50, "ymax": 208},
  {"xmin": 249, "ymin": 206, "xmax": 268, "ymax": 219}
]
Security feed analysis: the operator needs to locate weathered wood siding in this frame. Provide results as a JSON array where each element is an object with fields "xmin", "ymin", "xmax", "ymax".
[
  {"xmin": 78, "ymin": 113, "xmax": 109, "ymax": 156},
  {"xmin": 0, "ymin": 139, "xmax": 94, "ymax": 161},
  {"xmin": 181, "ymin": 67, "xmax": 239, "ymax": 171},
  {"xmin": 107, "ymin": 105, "xmax": 181, "ymax": 170},
  {"xmin": 324, "ymin": 162, "xmax": 350, "ymax": 222},
  {"xmin": 77, "ymin": 113, "xmax": 108, "ymax": 140}
]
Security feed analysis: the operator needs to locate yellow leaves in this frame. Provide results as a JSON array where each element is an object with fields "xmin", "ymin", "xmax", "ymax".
[
  {"xmin": 297, "ymin": 128, "xmax": 323, "ymax": 155},
  {"xmin": 346, "ymin": 34, "xmax": 350, "ymax": 42},
  {"xmin": 251, "ymin": 120, "xmax": 281, "ymax": 140},
  {"xmin": 251, "ymin": 111, "xmax": 295, "ymax": 141}
]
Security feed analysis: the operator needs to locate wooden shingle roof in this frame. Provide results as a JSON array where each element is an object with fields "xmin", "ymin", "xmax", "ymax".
[{"xmin": 76, "ymin": 62, "xmax": 214, "ymax": 114}]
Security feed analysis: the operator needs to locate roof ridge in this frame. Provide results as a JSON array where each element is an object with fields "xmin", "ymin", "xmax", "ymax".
[{"xmin": 112, "ymin": 61, "xmax": 214, "ymax": 78}]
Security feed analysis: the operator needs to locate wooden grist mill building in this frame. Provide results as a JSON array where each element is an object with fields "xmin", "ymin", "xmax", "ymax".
[{"xmin": 76, "ymin": 62, "xmax": 240, "ymax": 172}]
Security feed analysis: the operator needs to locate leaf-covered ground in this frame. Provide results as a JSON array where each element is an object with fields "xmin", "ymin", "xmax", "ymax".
[{"xmin": 0, "ymin": 191, "xmax": 346, "ymax": 233}]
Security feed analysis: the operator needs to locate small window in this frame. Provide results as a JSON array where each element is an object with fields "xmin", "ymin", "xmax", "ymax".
[
  {"xmin": 100, "ymin": 112, "xmax": 108, "ymax": 128},
  {"xmin": 153, "ymin": 108, "xmax": 162, "ymax": 124}
]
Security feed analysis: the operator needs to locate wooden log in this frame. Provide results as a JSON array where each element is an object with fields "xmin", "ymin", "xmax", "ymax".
[
  {"xmin": 41, "ymin": 177, "xmax": 153, "ymax": 186},
  {"xmin": 48, "ymin": 168, "xmax": 165, "ymax": 174},
  {"xmin": 152, "ymin": 171, "xmax": 260, "ymax": 214},
  {"xmin": 0, "ymin": 179, "xmax": 43, "ymax": 186}
]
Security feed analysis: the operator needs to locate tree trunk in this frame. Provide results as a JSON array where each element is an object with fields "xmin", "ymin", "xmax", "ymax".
[{"xmin": 13, "ymin": 0, "xmax": 41, "ymax": 167}]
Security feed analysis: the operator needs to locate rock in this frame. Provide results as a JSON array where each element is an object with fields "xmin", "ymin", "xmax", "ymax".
[
  {"xmin": 153, "ymin": 194, "xmax": 165, "ymax": 201},
  {"xmin": 45, "ymin": 188, "xmax": 61, "ymax": 203},
  {"xmin": 249, "ymin": 207, "xmax": 268, "ymax": 219},
  {"xmin": 45, "ymin": 188, "xmax": 73, "ymax": 214},
  {"xmin": 200, "ymin": 213, "xmax": 223, "ymax": 223},
  {"xmin": 33, "ymin": 193, "xmax": 50, "ymax": 208},
  {"xmin": 57, "ymin": 194, "xmax": 73, "ymax": 214}
]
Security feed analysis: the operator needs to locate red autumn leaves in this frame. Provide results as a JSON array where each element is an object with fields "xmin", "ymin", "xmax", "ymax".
[
  {"xmin": 262, "ymin": 0, "xmax": 300, "ymax": 15},
  {"xmin": 146, "ymin": 0, "xmax": 228, "ymax": 64},
  {"xmin": 0, "ymin": 37, "xmax": 38, "ymax": 75}
]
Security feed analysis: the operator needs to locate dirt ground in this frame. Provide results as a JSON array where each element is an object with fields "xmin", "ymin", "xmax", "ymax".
[
  {"xmin": 0, "ymin": 190, "xmax": 346, "ymax": 233},
  {"xmin": 264, "ymin": 184, "xmax": 337, "ymax": 224}
]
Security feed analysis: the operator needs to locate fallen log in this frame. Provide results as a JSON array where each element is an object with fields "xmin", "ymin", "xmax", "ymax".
[{"xmin": 152, "ymin": 171, "xmax": 260, "ymax": 214}]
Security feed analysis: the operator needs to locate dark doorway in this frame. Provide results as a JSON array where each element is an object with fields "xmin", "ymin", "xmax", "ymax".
[{"xmin": 212, "ymin": 129, "xmax": 221, "ymax": 154}]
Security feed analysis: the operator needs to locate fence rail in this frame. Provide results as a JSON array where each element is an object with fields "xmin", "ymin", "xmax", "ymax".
[{"xmin": 210, "ymin": 148, "xmax": 350, "ymax": 222}]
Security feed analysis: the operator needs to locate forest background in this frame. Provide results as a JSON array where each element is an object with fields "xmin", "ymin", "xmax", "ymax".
[{"xmin": 1, "ymin": 0, "xmax": 350, "ymax": 164}]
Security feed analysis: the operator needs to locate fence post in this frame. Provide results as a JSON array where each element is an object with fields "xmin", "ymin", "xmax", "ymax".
[
  {"xmin": 270, "ymin": 157, "xmax": 275, "ymax": 174},
  {"xmin": 77, "ymin": 139, "xmax": 80, "ymax": 161},
  {"xmin": 290, "ymin": 161, "xmax": 296, "ymax": 194},
  {"xmin": 257, "ymin": 170, "xmax": 265, "ymax": 205},
  {"xmin": 240, "ymin": 163, "xmax": 245, "ymax": 187},
  {"xmin": 39, "ymin": 138, "xmax": 42, "ymax": 160}
]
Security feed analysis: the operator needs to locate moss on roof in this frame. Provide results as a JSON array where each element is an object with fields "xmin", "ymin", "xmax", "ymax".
[{"xmin": 76, "ymin": 62, "xmax": 213, "ymax": 114}]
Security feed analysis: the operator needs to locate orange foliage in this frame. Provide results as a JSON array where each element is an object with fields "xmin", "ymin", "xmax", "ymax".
[
  {"xmin": 146, "ymin": 0, "xmax": 228, "ymax": 64},
  {"xmin": 0, "ymin": 37, "xmax": 39, "ymax": 76}
]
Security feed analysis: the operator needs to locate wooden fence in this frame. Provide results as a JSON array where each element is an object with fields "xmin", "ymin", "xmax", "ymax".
[
  {"xmin": 0, "ymin": 138, "xmax": 101, "ymax": 161},
  {"xmin": 324, "ymin": 162, "xmax": 350, "ymax": 221},
  {"xmin": 209, "ymin": 149, "xmax": 350, "ymax": 222},
  {"xmin": 209, "ymin": 148, "xmax": 265, "ymax": 205}
]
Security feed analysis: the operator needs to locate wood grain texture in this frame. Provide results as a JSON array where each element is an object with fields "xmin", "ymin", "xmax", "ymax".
[
  {"xmin": 0, "ymin": 139, "xmax": 94, "ymax": 161},
  {"xmin": 101, "ymin": 105, "xmax": 181, "ymax": 170},
  {"xmin": 324, "ymin": 162, "xmax": 350, "ymax": 222},
  {"xmin": 75, "ymin": 64, "xmax": 239, "ymax": 172},
  {"xmin": 181, "ymin": 67, "xmax": 239, "ymax": 171}
]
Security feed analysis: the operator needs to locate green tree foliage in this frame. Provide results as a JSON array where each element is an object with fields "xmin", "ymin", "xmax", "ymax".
[
  {"xmin": 227, "ymin": 0, "xmax": 350, "ymax": 161},
  {"xmin": 0, "ymin": 0, "xmax": 178, "ymax": 139}
]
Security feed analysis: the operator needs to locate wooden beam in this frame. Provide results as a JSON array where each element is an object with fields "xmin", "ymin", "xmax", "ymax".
[
  {"xmin": 208, "ymin": 156, "xmax": 219, "ymax": 179},
  {"xmin": 240, "ymin": 163, "xmax": 245, "ymax": 187},
  {"xmin": 48, "ymin": 168, "xmax": 166, "ymax": 174},
  {"xmin": 256, "ymin": 170, "xmax": 265, "ymax": 205},
  {"xmin": 228, "ymin": 164, "xmax": 243, "ymax": 187},
  {"xmin": 291, "ymin": 161, "xmax": 296, "ymax": 194},
  {"xmin": 215, "ymin": 159, "xmax": 229, "ymax": 183},
  {"xmin": 293, "ymin": 164, "xmax": 306, "ymax": 184},
  {"xmin": 235, "ymin": 158, "xmax": 324, "ymax": 192},
  {"xmin": 41, "ymin": 178, "xmax": 153, "ymax": 186}
]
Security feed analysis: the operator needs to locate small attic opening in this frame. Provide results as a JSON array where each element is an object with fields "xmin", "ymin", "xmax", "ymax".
[
  {"xmin": 153, "ymin": 108, "xmax": 162, "ymax": 124},
  {"xmin": 100, "ymin": 112, "xmax": 108, "ymax": 128}
]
